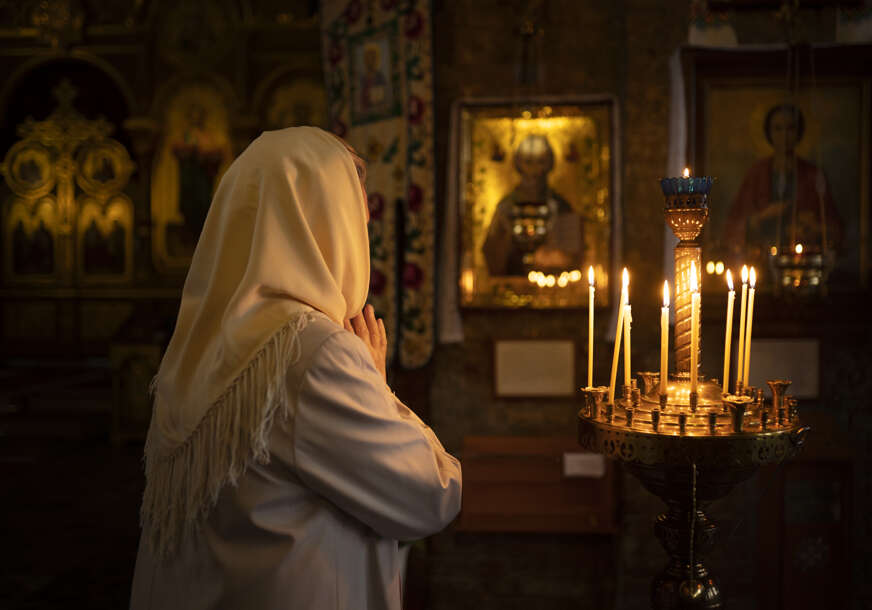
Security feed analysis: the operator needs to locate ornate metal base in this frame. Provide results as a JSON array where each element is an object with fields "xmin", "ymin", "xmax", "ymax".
[
  {"xmin": 578, "ymin": 385, "xmax": 809, "ymax": 609},
  {"xmin": 652, "ymin": 506, "xmax": 719, "ymax": 608},
  {"xmin": 626, "ymin": 462, "xmax": 759, "ymax": 609}
]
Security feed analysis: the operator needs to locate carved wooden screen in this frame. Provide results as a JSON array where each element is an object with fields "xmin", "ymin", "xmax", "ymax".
[{"xmin": 1, "ymin": 79, "xmax": 134, "ymax": 286}]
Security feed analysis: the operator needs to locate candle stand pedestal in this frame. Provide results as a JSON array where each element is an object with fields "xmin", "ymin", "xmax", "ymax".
[{"xmin": 579, "ymin": 377, "xmax": 809, "ymax": 609}]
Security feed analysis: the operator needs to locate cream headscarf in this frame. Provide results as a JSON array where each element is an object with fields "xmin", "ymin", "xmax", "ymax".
[{"xmin": 141, "ymin": 126, "xmax": 369, "ymax": 557}]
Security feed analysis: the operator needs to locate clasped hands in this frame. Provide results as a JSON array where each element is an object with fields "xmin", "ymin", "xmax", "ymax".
[{"xmin": 344, "ymin": 304, "xmax": 387, "ymax": 382}]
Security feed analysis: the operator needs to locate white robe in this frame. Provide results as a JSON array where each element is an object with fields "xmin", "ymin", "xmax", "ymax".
[{"xmin": 130, "ymin": 314, "xmax": 462, "ymax": 610}]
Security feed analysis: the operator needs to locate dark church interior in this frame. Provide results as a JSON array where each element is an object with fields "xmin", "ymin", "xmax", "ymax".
[{"xmin": 1, "ymin": 0, "xmax": 870, "ymax": 608}]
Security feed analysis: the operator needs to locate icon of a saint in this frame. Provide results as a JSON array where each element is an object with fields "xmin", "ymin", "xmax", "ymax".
[
  {"xmin": 724, "ymin": 103, "xmax": 842, "ymax": 270},
  {"xmin": 482, "ymin": 134, "xmax": 584, "ymax": 276}
]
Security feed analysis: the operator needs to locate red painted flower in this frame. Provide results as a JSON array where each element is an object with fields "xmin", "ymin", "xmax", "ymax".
[
  {"xmin": 367, "ymin": 192, "xmax": 385, "ymax": 221},
  {"xmin": 345, "ymin": 0, "xmax": 362, "ymax": 24},
  {"xmin": 370, "ymin": 268, "xmax": 387, "ymax": 295},
  {"xmin": 407, "ymin": 183, "xmax": 422, "ymax": 212},
  {"xmin": 404, "ymin": 10, "xmax": 423, "ymax": 38},
  {"xmin": 403, "ymin": 262, "xmax": 423, "ymax": 290},
  {"xmin": 330, "ymin": 118, "xmax": 347, "ymax": 138},
  {"xmin": 408, "ymin": 95, "xmax": 425, "ymax": 124},
  {"xmin": 328, "ymin": 40, "xmax": 343, "ymax": 66}
]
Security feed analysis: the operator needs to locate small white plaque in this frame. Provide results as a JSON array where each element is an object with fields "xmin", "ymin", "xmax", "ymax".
[
  {"xmin": 494, "ymin": 340, "xmax": 575, "ymax": 397},
  {"xmin": 746, "ymin": 339, "xmax": 819, "ymax": 399},
  {"xmin": 562, "ymin": 453, "xmax": 606, "ymax": 478}
]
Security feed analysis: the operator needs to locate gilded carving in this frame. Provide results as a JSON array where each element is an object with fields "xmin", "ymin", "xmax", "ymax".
[{"xmin": 0, "ymin": 79, "xmax": 135, "ymax": 285}]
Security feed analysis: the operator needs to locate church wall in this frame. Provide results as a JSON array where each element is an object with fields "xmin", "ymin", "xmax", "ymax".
[
  {"xmin": 419, "ymin": 2, "xmax": 866, "ymax": 609},
  {"xmin": 0, "ymin": 1, "xmax": 868, "ymax": 608}
]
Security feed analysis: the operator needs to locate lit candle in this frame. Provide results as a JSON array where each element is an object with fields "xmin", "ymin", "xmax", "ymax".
[
  {"xmin": 623, "ymin": 302, "xmax": 632, "ymax": 388},
  {"xmin": 607, "ymin": 268, "xmax": 629, "ymax": 404},
  {"xmin": 690, "ymin": 261, "xmax": 700, "ymax": 394},
  {"xmin": 722, "ymin": 270, "xmax": 735, "ymax": 394},
  {"xmin": 742, "ymin": 267, "xmax": 756, "ymax": 387},
  {"xmin": 683, "ymin": 167, "xmax": 691, "ymax": 178},
  {"xmin": 660, "ymin": 280, "xmax": 669, "ymax": 396},
  {"xmin": 735, "ymin": 265, "xmax": 749, "ymax": 392},
  {"xmin": 588, "ymin": 266, "xmax": 594, "ymax": 388}
]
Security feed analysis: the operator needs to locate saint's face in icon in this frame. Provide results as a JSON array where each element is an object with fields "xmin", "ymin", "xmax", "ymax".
[
  {"xmin": 766, "ymin": 106, "xmax": 802, "ymax": 158},
  {"xmin": 514, "ymin": 134, "xmax": 554, "ymax": 183}
]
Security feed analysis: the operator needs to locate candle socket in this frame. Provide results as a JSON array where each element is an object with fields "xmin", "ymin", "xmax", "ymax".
[
  {"xmin": 651, "ymin": 409, "xmax": 661, "ymax": 431},
  {"xmin": 755, "ymin": 388, "xmax": 764, "ymax": 405},
  {"xmin": 631, "ymin": 387, "xmax": 641, "ymax": 407},
  {"xmin": 581, "ymin": 386, "xmax": 608, "ymax": 421},
  {"xmin": 723, "ymin": 395, "xmax": 751, "ymax": 433},
  {"xmin": 761, "ymin": 410, "xmax": 769, "ymax": 430},
  {"xmin": 639, "ymin": 372, "xmax": 660, "ymax": 395},
  {"xmin": 777, "ymin": 407, "xmax": 786, "ymax": 426},
  {"xmin": 678, "ymin": 412, "xmax": 687, "ymax": 435},
  {"xmin": 708, "ymin": 411, "xmax": 718, "ymax": 435},
  {"xmin": 622, "ymin": 384, "xmax": 632, "ymax": 402},
  {"xmin": 604, "ymin": 403, "xmax": 613, "ymax": 423},
  {"xmin": 625, "ymin": 408, "xmax": 634, "ymax": 428},
  {"xmin": 689, "ymin": 391, "xmax": 698, "ymax": 412},
  {"xmin": 736, "ymin": 379, "xmax": 744, "ymax": 396},
  {"xmin": 766, "ymin": 379, "xmax": 791, "ymax": 413},
  {"xmin": 659, "ymin": 392, "xmax": 668, "ymax": 409}
]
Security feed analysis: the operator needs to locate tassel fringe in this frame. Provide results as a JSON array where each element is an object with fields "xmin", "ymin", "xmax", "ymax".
[{"xmin": 140, "ymin": 312, "xmax": 314, "ymax": 558}]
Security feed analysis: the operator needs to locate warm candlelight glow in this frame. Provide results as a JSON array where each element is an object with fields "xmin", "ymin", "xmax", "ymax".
[
  {"xmin": 690, "ymin": 261, "xmax": 699, "ymax": 394},
  {"xmin": 735, "ymin": 265, "xmax": 749, "ymax": 392},
  {"xmin": 722, "ymin": 270, "xmax": 735, "ymax": 394},
  {"xmin": 623, "ymin": 303, "xmax": 632, "ymax": 387},
  {"xmin": 587, "ymin": 266, "xmax": 595, "ymax": 388},
  {"xmin": 461, "ymin": 268, "xmax": 474, "ymax": 296},
  {"xmin": 742, "ymin": 267, "xmax": 757, "ymax": 386},
  {"xmin": 608, "ymin": 268, "xmax": 630, "ymax": 404},
  {"xmin": 682, "ymin": 167, "xmax": 691, "ymax": 178},
  {"xmin": 660, "ymin": 280, "xmax": 669, "ymax": 396},
  {"xmin": 795, "ymin": 243, "xmax": 803, "ymax": 254}
]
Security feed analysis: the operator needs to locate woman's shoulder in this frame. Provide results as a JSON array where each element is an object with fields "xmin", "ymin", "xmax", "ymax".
[{"xmin": 294, "ymin": 310, "xmax": 368, "ymax": 372}]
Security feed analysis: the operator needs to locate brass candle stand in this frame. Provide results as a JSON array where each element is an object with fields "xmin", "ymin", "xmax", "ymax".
[{"xmin": 577, "ymin": 179, "xmax": 809, "ymax": 609}]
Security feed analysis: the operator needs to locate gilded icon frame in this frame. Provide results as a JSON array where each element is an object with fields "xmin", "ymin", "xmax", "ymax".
[{"xmin": 451, "ymin": 96, "xmax": 619, "ymax": 309}]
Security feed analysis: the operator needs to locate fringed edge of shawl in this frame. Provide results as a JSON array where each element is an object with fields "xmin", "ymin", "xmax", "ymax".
[{"xmin": 140, "ymin": 311, "xmax": 315, "ymax": 559}]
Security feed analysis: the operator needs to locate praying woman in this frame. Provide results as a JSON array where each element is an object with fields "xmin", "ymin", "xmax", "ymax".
[{"xmin": 129, "ymin": 126, "xmax": 462, "ymax": 610}]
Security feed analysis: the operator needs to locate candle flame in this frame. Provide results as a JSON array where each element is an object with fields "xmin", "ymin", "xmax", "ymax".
[
  {"xmin": 795, "ymin": 243, "xmax": 803, "ymax": 254},
  {"xmin": 588, "ymin": 265, "xmax": 595, "ymax": 286},
  {"xmin": 622, "ymin": 267, "xmax": 629, "ymax": 289},
  {"xmin": 663, "ymin": 280, "xmax": 669, "ymax": 307},
  {"xmin": 749, "ymin": 266, "xmax": 756, "ymax": 287},
  {"xmin": 690, "ymin": 261, "xmax": 698, "ymax": 292},
  {"xmin": 682, "ymin": 167, "xmax": 691, "ymax": 178},
  {"xmin": 741, "ymin": 264, "xmax": 749, "ymax": 284},
  {"xmin": 726, "ymin": 269, "xmax": 734, "ymax": 291}
]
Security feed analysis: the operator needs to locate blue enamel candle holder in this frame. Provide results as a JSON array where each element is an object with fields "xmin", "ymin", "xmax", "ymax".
[{"xmin": 659, "ymin": 174, "xmax": 714, "ymax": 209}]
